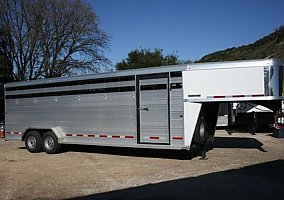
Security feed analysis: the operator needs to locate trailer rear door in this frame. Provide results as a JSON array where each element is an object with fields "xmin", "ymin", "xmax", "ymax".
[{"xmin": 137, "ymin": 73, "xmax": 170, "ymax": 144}]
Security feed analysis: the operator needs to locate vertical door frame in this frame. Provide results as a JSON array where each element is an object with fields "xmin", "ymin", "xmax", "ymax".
[{"xmin": 136, "ymin": 73, "xmax": 171, "ymax": 145}]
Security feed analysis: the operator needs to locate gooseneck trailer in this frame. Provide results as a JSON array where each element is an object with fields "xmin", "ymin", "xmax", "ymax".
[{"xmin": 4, "ymin": 59, "xmax": 284, "ymax": 156}]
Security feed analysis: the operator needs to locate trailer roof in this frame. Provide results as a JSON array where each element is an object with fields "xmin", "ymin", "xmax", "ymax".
[
  {"xmin": 5, "ymin": 64, "xmax": 188, "ymax": 88},
  {"xmin": 5, "ymin": 58, "xmax": 283, "ymax": 88},
  {"xmin": 188, "ymin": 58, "xmax": 283, "ymax": 71}
]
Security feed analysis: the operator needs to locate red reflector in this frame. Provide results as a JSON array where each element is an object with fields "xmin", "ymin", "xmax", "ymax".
[
  {"xmin": 252, "ymin": 94, "xmax": 264, "ymax": 97},
  {"xmin": 125, "ymin": 135, "xmax": 134, "ymax": 139},
  {"xmin": 232, "ymin": 95, "xmax": 245, "ymax": 98},
  {"xmin": 172, "ymin": 136, "xmax": 183, "ymax": 140},
  {"xmin": 6, "ymin": 131, "xmax": 11, "ymax": 134},
  {"xmin": 77, "ymin": 134, "xmax": 83, "ymax": 137},
  {"xmin": 99, "ymin": 134, "xmax": 107, "ymax": 138},
  {"xmin": 150, "ymin": 136, "xmax": 159, "ymax": 140},
  {"xmin": 66, "ymin": 134, "xmax": 72, "ymax": 137},
  {"xmin": 88, "ymin": 134, "xmax": 95, "ymax": 138},
  {"xmin": 214, "ymin": 96, "xmax": 225, "ymax": 98},
  {"xmin": 112, "ymin": 135, "xmax": 120, "ymax": 138}
]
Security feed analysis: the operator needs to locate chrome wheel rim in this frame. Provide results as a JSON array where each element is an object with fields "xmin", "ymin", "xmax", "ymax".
[
  {"xmin": 44, "ymin": 136, "xmax": 54, "ymax": 151},
  {"xmin": 27, "ymin": 136, "xmax": 37, "ymax": 149}
]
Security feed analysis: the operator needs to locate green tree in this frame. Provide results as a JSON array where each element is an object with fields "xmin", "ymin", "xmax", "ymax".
[
  {"xmin": 116, "ymin": 48, "xmax": 181, "ymax": 70},
  {"xmin": 199, "ymin": 26, "xmax": 284, "ymax": 63}
]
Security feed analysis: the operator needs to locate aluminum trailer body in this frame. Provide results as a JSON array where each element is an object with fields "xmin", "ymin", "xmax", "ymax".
[{"xmin": 4, "ymin": 59, "xmax": 284, "ymax": 153}]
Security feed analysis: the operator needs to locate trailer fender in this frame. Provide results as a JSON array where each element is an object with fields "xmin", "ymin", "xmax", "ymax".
[
  {"xmin": 192, "ymin": 103, "xmax": 220, "ymax": 144},
  {"xmin": 183, "ymin": 102, "xmax": 202, "ymax": 146},
  {"xmin": 22, "ymin": 127, "xmax": 64, "ymax": 143},
  {"xmin": 51, "ymin": 127, "xmax": 64, "ymax": 143}
]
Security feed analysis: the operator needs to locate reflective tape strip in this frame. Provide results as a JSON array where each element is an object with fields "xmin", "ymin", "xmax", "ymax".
[
  {"xmin": 99, "ymin": 134, "xmax": 108, "ymax": 138},
  {"xmin": 232, "ymin": 95, "xmax": 245, "ymax": 98},
  {"xmin": 124, "ymin": 135, "xmax": 134, "ymax": 139},
  {"xmin": 207, "ymin": 94, "xmax": 265, "ymax": 99},
  {"xmin": 144, "ymin": 136, "xmax": 166, "ymax": 140},
  {"xmin": 213, "ymin": 95, "xmax": 225, "ymax": 99},
  {"xmin": 252, "ymin": 94, "xmax": 265, "ymax": 97},
  {"xmin": 65, "ymin": 133, "xmax": 135, "ymax": 139},
  {"xmin": 111, "ymin": 135, "xmax": 134, "ymax": 139},
  {"xmin": 88, "ymin": 134, "xmax": 95, "ymax": 138},
  {"xmin": 172, "ymin": 136, "xmax": 183, "ymax": 140},
  {"xmin": 6, "ymin": 131, "xmax": 22, "ymax": 135}
]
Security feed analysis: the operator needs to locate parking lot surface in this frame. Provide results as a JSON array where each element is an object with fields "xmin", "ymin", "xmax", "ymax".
[{"xmin": 0, "ymin": 130, "xmax": 284, "ymax": 200}]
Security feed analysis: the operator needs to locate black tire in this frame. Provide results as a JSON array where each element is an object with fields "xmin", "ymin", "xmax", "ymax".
[
  {"xmin": 25, "ymin": 131, "xmax": 42, "ymax": 153},
  {"xmin": 42, "ymin": 131, "xmax": 61, "ymax": 154}
]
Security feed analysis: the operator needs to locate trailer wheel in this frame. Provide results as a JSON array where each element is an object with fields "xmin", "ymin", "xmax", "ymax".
[
  {"xmin": 25, "ymin": 131, "xmax": 42, "ymax": 153},
  {"xmin": 42, "ymin": 131, "xmax": 60, "ymax": 154}
]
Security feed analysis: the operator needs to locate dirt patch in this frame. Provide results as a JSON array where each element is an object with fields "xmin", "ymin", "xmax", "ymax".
[{"xmin": 0, "ymin": 130, "xmax": 284, "ymax": 200}]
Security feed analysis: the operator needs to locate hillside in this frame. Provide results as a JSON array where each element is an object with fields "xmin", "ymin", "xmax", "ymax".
[{"xmin": 199, "ymin": 26, "xmax": 284, "ymax": 62}]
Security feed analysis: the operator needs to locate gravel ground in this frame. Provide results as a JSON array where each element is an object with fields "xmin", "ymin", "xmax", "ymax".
[{"xmin": 0, "ymin": 130, "xmax": 284, "ymax": 200}]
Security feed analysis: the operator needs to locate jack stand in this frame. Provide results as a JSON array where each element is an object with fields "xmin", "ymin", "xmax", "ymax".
[
  {"xmin": 251, "ymin": 112, "xmax": 256, "ymax": 135},
  {"xmin": 200, "ymin": 143, "xmax": 208, "ymax": 160}
]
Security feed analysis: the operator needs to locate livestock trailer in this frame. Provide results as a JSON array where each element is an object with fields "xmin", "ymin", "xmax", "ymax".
[{"xmin": 4, "ymin": 59, "xmax": 284, "ymax": 157}]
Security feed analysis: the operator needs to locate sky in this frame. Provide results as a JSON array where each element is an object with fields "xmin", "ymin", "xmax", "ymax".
[{"xmin": 85, "ymin": 0, "xmax": 284, "ymax": 67}]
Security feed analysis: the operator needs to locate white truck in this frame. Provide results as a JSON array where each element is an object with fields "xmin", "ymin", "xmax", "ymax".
[{"xmin": 4, "ymin": 59, "xmax": 284, "ymax": 158}]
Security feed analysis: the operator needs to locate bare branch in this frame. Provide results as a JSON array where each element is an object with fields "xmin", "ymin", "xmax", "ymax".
[{"xmin": 0, "ymin": 0, "xmax": 110, "ymax": 80}]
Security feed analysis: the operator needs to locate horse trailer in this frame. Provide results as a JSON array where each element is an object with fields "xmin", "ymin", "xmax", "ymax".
[{"xmin": 4, "ymin": 59, "xmax": 284, "ymax": 157}]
